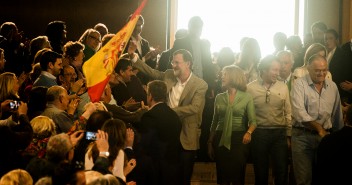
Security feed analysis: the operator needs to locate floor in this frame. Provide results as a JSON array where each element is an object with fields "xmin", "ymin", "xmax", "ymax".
[{"xmin": 190, "ymin": 162, "xmax": 274, "ymax": 185}]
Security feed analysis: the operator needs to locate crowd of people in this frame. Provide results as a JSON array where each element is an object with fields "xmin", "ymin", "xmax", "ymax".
[{"xmin": 0, "ymin": 13, "xmax": 352, "ymax": 185}]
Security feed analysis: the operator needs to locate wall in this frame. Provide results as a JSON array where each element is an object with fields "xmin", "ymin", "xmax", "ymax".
[
  {"xmin": 305, "ymin": 0, "xmax": 340, "ymax": 33},
  {"xmin": 342, "ymin": 0, "xmax": 352, "ymax": 43},
  {"xmin": 305, "ymin": 0, "xmax": 351, "ymax": 45},
  {"xmin": 0, "ymin": 0, "xmax": 351, "ymax": 51},
  {"xmin": 0, "ymin": 0, "xmax": 168, "ymax": 50}
]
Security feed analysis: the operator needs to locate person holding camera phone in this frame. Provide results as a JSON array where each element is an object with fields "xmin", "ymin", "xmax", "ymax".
[
  {"xmin": 0, "ymin": 99, "xmax": 31, "ymax": 177},
  {"xmin": 0, "ymin": 72, "xmax": 21, "ymax": 119},
  {"xmin": 85, "ymin": 119, "xmax": 137, "ymax": 185}
]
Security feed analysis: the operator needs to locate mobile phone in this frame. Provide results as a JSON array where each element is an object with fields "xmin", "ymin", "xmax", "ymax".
[
  {"xmin": 85, "ymin": 131, "xmax": 97, "ymax": 141},
  {"xmin": 9, "ymin": 101, "xmax": 20, "ymax": 109}
]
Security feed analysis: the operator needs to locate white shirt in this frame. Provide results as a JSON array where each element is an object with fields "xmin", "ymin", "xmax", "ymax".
[
  {"xmin": 109, "ymin": 94, "xmax": 117, "ymax": 105},
  {"xmin": 85, "ymin": 149, "xmax": 126, "ymax": 182},
  {"xmin": 326, "ymin": 47, "xmax": 337, "ymax": 64},
  {"xmin": 284, "ymin": 73, "xmax": 292, "ymax": 84},
  {"xmin": 131, "ymin": 35, "xmax": 142, "ymax": 56},
  {"xmin": 293, "ymin": 67, "xmax": 332, "ymax": 81},
  {"xmin": 168, "ymin": 73, "xmax": 192, "ymax": 108}
]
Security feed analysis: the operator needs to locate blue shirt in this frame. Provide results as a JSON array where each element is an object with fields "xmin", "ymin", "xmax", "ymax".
[
  {"xmin": 33, "ymin": 71, "xmax": 57, "ymax": 88},
  {"xmin": 290, "ymin": 74, "xmax": 344, "ymax": 131}
]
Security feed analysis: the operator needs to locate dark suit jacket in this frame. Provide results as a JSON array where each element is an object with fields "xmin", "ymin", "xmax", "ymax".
[
  {"xmin": 157, "ymin": 49, "xmax": 172, "ymax": 72},
  {"xmin": 131, "ymin": 103, "xmax": 182, "ymax": 185},
  {"xmin": 329, "ymin": 47, "xmax": 352, "ymax": 103},
  {"xmin": 138, "ymin": 103, "xmax": 182, "ymax": 162},
  {"xmin": 124, "ymin": 37, "xmax": 155, "ymax": 85},
  {"xmin": 132, "ymin": 58, "xmax": 208, "ymax": 150},
  {"xmin": 111, "ymin": 83, "xmax": 131, "ymax": 107},
  {"xmin": 103, "ymin": 102, "xmax": 146, "ymax": 124},
  {"xmin": 316, "ymin": 126, "xmax": 352, "ymax": 184},
  {"xmin": 111, "ymin": 76, "xmax": 147, "ymax": 108},
  {"xmin": 329, "ymin": 47, "xmax": 348, "ymax": 85},
  {"xmin": 124, "ymin": 38, "xmax": 151, "ymax": 61}
]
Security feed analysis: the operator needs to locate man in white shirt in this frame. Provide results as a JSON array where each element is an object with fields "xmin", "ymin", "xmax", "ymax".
[{"xmin": 128, "ymin": 47, "xmax": 208, "ymax": 185}]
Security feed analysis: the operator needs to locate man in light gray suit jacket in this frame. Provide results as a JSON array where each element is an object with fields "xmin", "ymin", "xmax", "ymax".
[{"xmin": 129, "ymin": 48, "xmax": 208, "ymax": 185}]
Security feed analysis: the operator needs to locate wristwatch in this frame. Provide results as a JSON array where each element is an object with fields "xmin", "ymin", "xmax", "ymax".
[{"xmin": 99, "ymin": 151, "xmax": 110, "ymax": 157}]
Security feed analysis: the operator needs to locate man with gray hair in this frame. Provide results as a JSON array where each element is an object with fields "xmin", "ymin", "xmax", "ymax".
[
  {"xmin": 290, "ymin": 54, "xmax": 344, "ymax": 185},
  {"xmin": 41, "ymin": 86, "xmax": 95, "ymax": 133},
  {"xmin": 277, "ymin": 50, "xmax": 296, "ymax": 184},
  {"xmin": 277, "ymin": 50, "xmax": 294, "ymax": 91},
  {"xmin": 25, "ymin": 131, "xmax": 84, "ymax": 182}
]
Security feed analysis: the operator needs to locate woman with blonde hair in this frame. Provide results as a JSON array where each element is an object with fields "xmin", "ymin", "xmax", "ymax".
[
  {"xmin": 0, "ymin": 72, "xmax": 20, "ymax": 102},
  {"xmin": 207, "ymin": 65, "xmax": 257, "ymax": 185},
  {"xmin": 85, "ymin": 170, "xmax": 121, "ymax": 185},
  {"xmin": 0, "ymin": 48, "xmax": 5, "ymax": 73},
  {"xmin": 31, "ymin": 115, "xmax": 56, "ymax": 136},
  {"xmin": 23, "ymin": 116, "xmax": 56, "ymax": 160},
  {"xmin": 0, "ymin": 169, "xmax": 33, "ymax": 185},
  {"xmin": 0, "ymin": 72, "xmax": 21, "ymax": 119},
  {"xmin": 293, "ymin": 43, "xmax": 332, "ymax": 80}
]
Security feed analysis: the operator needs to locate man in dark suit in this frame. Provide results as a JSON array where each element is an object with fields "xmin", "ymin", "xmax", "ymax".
[
  {"xmin": 128, "ymin": 48, "xmax": 208, "ymax": 185},
  {"xmin": 157, "ymin": 28, "xmax": 188, "ymax": 72},
  {"xmin": 98, "ymin": 83, "xmax": 147, "ymax": 123},
  {"xmin": 137, "ymin": 80, "xmax": 182, "ymax": 185},
  {"xmin": 170, "ymin": 16, "xmax": 215, "ymax": 85},
  {"xmin": 124, "ymin": 15, "xmax": 159, "ymax": 85},
  {"xmin": 316, "ymin": 105, "xmax": 352, "ymax": 185},
  {"xmin": 324, "ymin": 29, "xmax": 352, "ymax": 105}
]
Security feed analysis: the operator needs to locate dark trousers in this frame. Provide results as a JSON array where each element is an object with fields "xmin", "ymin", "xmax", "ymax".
[
  {"xmin": 214, "ymin": 131, "xmax": 249, "ymax": 185},
  {"xmin": 156, "ymin": 159, "xmax": 182, "ymax": 185},
  {"xmin": 251, "ymin": 128, "xmax": 288, "ymax": 185},
  {"xmin": 180, "ymin": 149, "xmax": 197, "ymax": 185}
]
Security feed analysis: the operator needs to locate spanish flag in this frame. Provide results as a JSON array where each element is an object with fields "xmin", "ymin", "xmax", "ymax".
[{"xmin": 83, "ymin": 0, "xmax": 147, "ymax": 102}]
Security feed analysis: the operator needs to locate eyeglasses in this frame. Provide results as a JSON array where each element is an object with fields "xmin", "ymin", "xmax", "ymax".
[
  {"xmin": 89, "ymin": 35, "xmax": 101, "ymax": 43},
  {"xmin": 64, "ymin": 73, "xmax": 77, "ymax": 78},
  {"xmin": 170, "ymin": 61, "xmax": 185, "ymax": 66},
  {"xmin": 266, "ymin": 89, "xmax": 271, "ymax": 103},
  {"xmin": 313, "ymin": 69, "xmax": 328, "ymax": 74}
]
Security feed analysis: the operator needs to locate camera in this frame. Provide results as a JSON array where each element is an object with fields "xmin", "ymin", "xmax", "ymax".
[
  {"xmin": 9, "ymin": 101, "xmax": 20, "ymax": 110},
  {"xmin": 85, "ymin": 131, "xmax": 97, "ymax": 141}
]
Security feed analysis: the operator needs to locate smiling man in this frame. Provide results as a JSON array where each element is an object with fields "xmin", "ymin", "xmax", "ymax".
[
  {"xmin": 129, "ymin": 48, "xmax": 208, "ymax": 185},
  {"xmin": 247, "ymin": 55, "xmax": 292, "ymax": 185},
  {"xmin": 33, "ymin": 50, "xmax": 63, "ymax": 88},
  {"xmin": 290, "ymin": 54, "xmax": 344, "ymax": 185}
]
